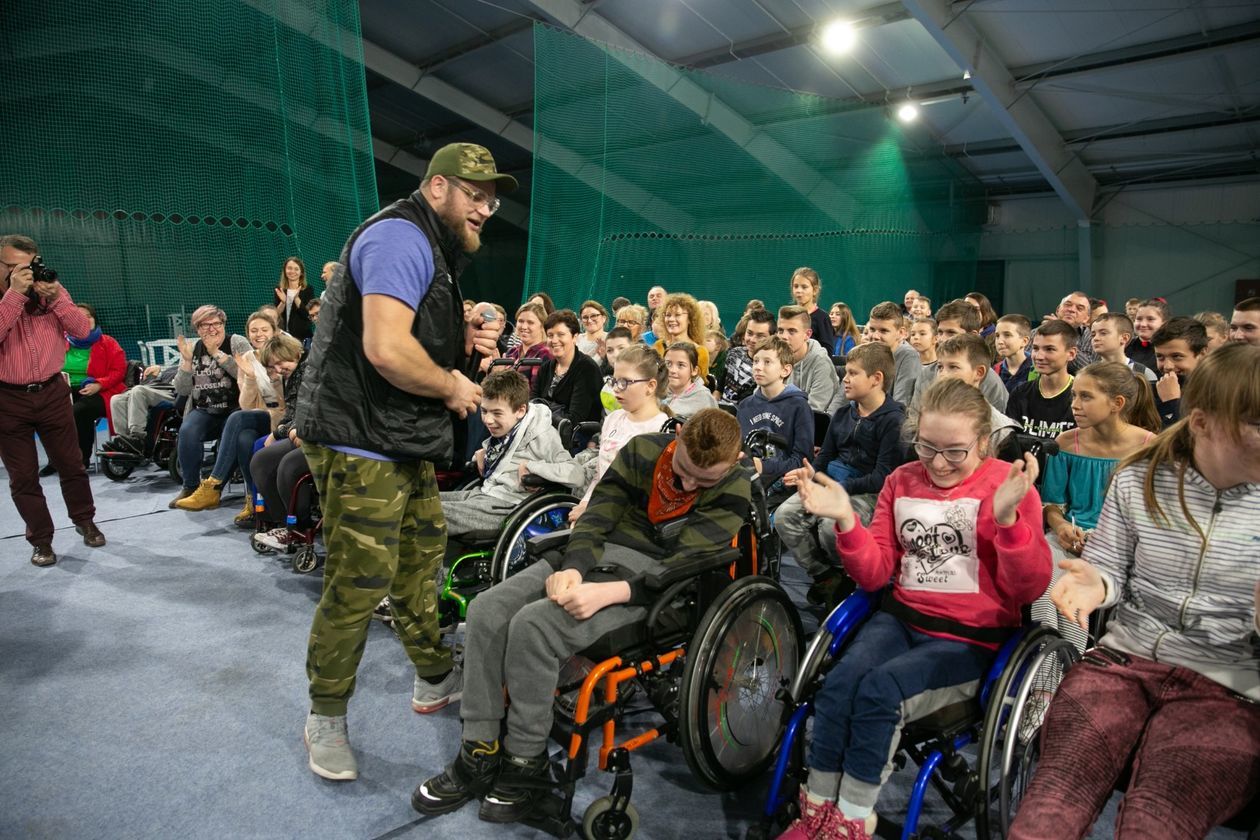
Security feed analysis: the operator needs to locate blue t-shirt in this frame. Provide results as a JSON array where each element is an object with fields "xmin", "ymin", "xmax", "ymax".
[{"xmin": 330, "ymin": 218, "xmax": 436, "ymax": 462}]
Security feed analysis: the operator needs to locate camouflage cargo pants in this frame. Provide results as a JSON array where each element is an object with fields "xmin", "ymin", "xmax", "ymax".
[{"xmin": 303, "ymin": 444, "xmax": 453, "ymax": 716}]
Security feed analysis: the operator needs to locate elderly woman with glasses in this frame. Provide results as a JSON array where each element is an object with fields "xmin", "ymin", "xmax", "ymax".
[
  {"xmin": 168, "ymin": 304, "xmax": 253, "ymax": 508},
  {"xmin": 614, "ymin": 304, "xmax": 649, "ymax": 342}
]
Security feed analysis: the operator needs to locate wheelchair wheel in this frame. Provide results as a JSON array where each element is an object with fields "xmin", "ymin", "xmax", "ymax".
[
  {"xmin": 678, "ymin": 576, "xmax": 804, "ymax": 791},
  {"xmin": 292, "ymin": 545, "xmax": 321, "ymax": 574},
  {"xmin": 100, "ymin": 457, "xmax": 135, "ymax": 481},
  {"xmin": 167, "ymin": 447, "xmax": 182, "ymax": 484},
  {"xmin": 582, "ymin": 796, "xmax": 639, "ymax": 840},
  {"xmin": 489, "ymin": 492, "xmax": 577, "ymax": 583},
  {"xmin": 975, "ymin": 626, "xmax": 1080, "ymax": 839}
]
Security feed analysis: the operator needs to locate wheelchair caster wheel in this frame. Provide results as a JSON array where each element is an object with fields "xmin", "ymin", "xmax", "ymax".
[
  {"xmin": 292, "ymin": 546, "xmax": 321, "ymax": 574},
  {"xmin": 250, "ymin": 534, "xmax": 276, "ymax": 555},
  {"xmin": 582, "ymin": 797, "xmax": 638, "ymax": 840}
]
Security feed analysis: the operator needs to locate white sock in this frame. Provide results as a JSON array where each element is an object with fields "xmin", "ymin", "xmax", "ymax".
[
  {"xmin": 837, "ymin": 795, "xmax": 872, "ymax": 820},
  {"xmin": 806, "ymin": 769, "xmax": 841, "ymax": 801}
]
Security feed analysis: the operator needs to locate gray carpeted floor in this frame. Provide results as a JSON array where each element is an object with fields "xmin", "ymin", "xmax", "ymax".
[{"xmin": 0, "ymin": 455, "xmax": 1247, "ymax": 840}]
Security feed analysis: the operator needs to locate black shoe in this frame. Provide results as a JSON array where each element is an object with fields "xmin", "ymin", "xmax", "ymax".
[
  {"xmin": 105, "ymin": 434, "xmax": 144, "ymax": 455},
  {"xmin": 31, "ymin": 544, "xmax": 57, "ymax": 567},
  {"xmin": 412, "ymin": 739, "xmax": 502, "ymax": 817},
  {"xmin": 38, "ymin": 464, "xmax": 56, "ymax": 477},
  {"xmin": 478, "ymin": 751, "xmax": 551, "ymax": 824}
]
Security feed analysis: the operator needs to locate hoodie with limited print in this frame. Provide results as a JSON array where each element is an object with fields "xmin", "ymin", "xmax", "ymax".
[{"xmin": 736, "ymin": 384, "xmax": 814, "ymax": 488}]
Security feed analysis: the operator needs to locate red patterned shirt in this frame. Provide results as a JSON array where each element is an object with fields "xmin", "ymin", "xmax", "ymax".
[{"xmin": 0, "ymin": 287, "xmax": 92, "ymax": 385}]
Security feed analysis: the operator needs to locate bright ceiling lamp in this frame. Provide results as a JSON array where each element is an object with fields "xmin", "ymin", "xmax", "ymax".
[
  {"xmin": 821, "ymin": 20, "xmax": 857, "ymax": 54},
  {"xmin": 896, "ymin": 102, "xmax": 919, "ymax": 123}
]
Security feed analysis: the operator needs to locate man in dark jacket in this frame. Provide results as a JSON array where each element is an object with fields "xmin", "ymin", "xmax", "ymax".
[{"xmin": 294, "ymin": 143, "xmax": 510, "ymax": 782}]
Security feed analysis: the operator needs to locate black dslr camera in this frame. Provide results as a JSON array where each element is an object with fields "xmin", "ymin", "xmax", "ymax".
[{"xmin": 24, "ymin": 255, "xmax": 58, "ymax": 301}]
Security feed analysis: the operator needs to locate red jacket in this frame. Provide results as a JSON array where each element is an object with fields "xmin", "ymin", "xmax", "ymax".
[
  {"xmin": 71, "ymin": 333, "xmax": 127, "ymax": 434},
  {"xmin": 835, "ymin": 457, "xmax": 1051, "ymax": 648}
]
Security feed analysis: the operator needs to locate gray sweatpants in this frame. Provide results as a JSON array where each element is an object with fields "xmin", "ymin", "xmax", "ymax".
[
  {"xmin": 439, "ymin": 488, "xmax": 518, "ymax": 539},
  {"xmin": 460, "ymin": 544, "xmax": 661, "ymax": 756},
  {"xmin": 774, "ymin": 492, "xmax": 876, "ymax": 580},
  {"xmin": 109, "ymin": 384, "xmax": 174, "ymax": 438}
]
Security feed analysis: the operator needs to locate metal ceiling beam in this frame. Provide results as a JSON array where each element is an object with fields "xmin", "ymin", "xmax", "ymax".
[
  {"xmin": 243, "ymin": 0, "xmax": 693, "ymax": 230},
  {"xmin": 417, "ymin": 18, "xmax": 537, "ymax": 73},
  {"xmin": 371, "ymin": 139, "xmax": 530, "ymax": 229},
  {"xmin": 1013, "ymin": 19, "xmax": 1260, "ymax": 87},
  {"xmin": 670, "ymin": 1, "xmax": 910, "ymax": 70},
  {"xmin": 528, "ymin": 0, "xmax": 872, "ymax": 229},
  {"xmin": 944, "ymin": 106, "xmax": 1260, "ymax": 158},
  {"xmin": 900, "ymin": 0, "xmax": 1097, "ymax": 221},
  {"xmin": 360, "ymin": 39, "xmax": 695, "ymax": 230}
]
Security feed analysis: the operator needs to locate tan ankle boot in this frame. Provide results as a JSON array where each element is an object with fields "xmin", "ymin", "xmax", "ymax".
[
  {"xmin": 175, "ymin": 477, "xmax": 223, "ymax": 511},
  {"xmin": 233, "ymin": 495, "xmax": 255, "ymax": 527}
]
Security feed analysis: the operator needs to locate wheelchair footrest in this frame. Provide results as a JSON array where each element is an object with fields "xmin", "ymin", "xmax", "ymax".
[{"xmin": 521, "ymin": 793, "xmax": 577, "ymax": 839}]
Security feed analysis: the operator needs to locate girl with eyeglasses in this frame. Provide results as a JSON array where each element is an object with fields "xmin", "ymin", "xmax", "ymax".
[
  {"xmin": 576, "ymin": 300, "xmax": 608, "ymax": 360},
  {"xmin": 566, "ymin": 344, "xmax": 669, "ymax": 523},
  {"xmin": 781, "ymin": 377, "xmax": 1050, "ymax": 840}
]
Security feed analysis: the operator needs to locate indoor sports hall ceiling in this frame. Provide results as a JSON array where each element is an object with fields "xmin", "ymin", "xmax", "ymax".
[{"xmin": 359, "ymin": 0, "xmax": 1260, "ymax": 227}]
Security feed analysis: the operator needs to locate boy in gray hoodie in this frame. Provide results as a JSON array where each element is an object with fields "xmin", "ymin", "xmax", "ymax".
[
  {"xmin": 778, "ymin": 305, "xmax": 843, "ymax": 415},
  {"xmin": 440, "ymin": 370, "xmax": 577, "ymax": 540}
]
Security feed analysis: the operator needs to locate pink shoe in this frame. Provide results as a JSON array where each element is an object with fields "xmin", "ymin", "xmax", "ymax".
[
  {"xmin": 775, "ymin": 790, "xmax": 839, "ymax": 839},
  {"xmin": 822, "ymin": 810, "xmax": 876, "ymax": 840}
]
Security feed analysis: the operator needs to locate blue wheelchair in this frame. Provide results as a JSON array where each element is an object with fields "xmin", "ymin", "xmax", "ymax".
[{"xmin": 749, "ymin": 589, "xmax": 1080, "ymax": 840}]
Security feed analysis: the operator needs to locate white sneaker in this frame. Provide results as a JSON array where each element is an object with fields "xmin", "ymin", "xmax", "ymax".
[
  {"xmin": 256, "ymin": 526, "xmax": 306, "ymax": 552},
  {"xmin": 304, "ymin": 712, "xmax": 358, "ymax": 781}
]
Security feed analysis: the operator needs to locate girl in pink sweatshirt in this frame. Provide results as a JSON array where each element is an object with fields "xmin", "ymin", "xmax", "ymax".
[{"xmin": 779, "ymin": 378, "xmax": 1051, "ymax": 840}]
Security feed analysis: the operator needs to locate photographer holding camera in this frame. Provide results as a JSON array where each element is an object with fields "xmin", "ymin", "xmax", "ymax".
[{"xmin": 0, "ymin": 234, "xmax": 106, "ymax": 567}]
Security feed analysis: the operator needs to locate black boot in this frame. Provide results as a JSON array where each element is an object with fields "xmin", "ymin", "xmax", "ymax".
[
  {"xmin": 478, "ymin": 750, "xmax": 551, "ymax": 823},
  {"xmin": 412, "ymin": 739, "xmax": 502, "ymax": 817}
]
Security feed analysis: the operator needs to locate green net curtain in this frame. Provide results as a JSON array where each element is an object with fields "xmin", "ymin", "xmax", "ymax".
[
  {"xmin": 1, "ymin": 0, "xmax": 377, "ymax": 356},
  {"xmin": 526, "ymin": 24, "xmax": 988, "ymax": 328}
]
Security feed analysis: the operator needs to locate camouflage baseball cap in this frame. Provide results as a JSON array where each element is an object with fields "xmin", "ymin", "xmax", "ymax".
[{"xmin": 425, "ymin": 143, "xmax": 518, "ymax": 193}]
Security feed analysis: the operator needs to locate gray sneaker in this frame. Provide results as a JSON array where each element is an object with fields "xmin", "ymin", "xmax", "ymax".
[
  {"xmin": 412, "ymin": 665, "xmax": 462, "ymax": 714},
  {"xmin": 304, "ymin": 713, "xmax": 358, "ymax": 781}
]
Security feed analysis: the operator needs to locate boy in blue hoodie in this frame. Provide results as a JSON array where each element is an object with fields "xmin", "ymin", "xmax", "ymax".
[
  {"xmin": 774, "ymin": 342, "xmax": 906, "ymax": 607},
  {"xmin": 735, "ymin": 337, "xmax": 814, "ymax": 507}
]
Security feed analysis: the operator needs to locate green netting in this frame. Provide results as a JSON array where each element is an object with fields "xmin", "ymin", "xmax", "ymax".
[
  {"xmin": 526, "ymin": 24, "xmax": 989, "ymax": 327},
  {"xmin": 1, "ymin": 0, "xmax": 376, "ymax": 358}
]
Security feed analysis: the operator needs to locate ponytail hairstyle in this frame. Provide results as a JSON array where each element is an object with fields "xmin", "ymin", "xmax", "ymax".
[
  {"xmin": 904, "ymin": 378, "xmax": 994, "ymax": 456},
  {"xmin": 1115, "ymin": 342, "xmax": 1260, "ymax": 536},
  {"xmin": 615, "ymin": 343, "xmax": 668, "ymax": 403},
  {"xmin": 1077, "ymin": 362, "xmax": 1161, "ymax": 433}
]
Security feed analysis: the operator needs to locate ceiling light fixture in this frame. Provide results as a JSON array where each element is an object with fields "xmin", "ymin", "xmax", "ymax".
[
  {"xmin": 896, "ymin": 103, "xmax": 919, "ymax": 123},
  {"xmin": 821, "ymin": 20, "xmax": 857, "ymax": 54}
]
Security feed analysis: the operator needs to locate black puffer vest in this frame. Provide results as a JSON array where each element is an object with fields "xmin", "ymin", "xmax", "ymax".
[{"xmin": 295, "ymin": 191, "xmax": 469, "ymax": 461}]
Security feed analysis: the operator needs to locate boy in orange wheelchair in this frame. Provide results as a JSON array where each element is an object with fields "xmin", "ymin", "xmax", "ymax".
[{"xmin": 411, "ymin": 408, "xmax": 751, "ymax": 824}]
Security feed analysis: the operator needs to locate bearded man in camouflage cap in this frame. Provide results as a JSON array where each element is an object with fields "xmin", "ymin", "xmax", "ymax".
[{"xmin": 294, "ymin": 143, "xmax": 516, "ymax": 781}]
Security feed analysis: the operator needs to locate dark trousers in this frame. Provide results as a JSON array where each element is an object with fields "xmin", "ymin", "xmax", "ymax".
[
  {"xmin": 177, "ymin": 408, "xmax": 228, "ymax": 491},
  {"xmin": 71, "ymin": 391, "xmax": 106, "ymax": 467},
  {"xmin": 1009, "ymin": 652, "xmax": 1260, "ymax": 840},
  {"xmin": 250, "ymin": 439, "xmax": 313, "ymax": 525},
  {"xmin": 0, "ymin": 377, "xmax": 96, "ymax": 545}
]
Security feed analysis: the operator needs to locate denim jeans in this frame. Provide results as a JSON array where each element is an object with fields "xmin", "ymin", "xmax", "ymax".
[
  {"xmin": 1010, "ymin": 652, "xmax": 1260, "ymax": 840},
  {"xmin": 209, "ymin": 409, "xmax": 272, "ymax": 491},
  {"xmin": 809, "ymin": 610, "xmax": 992, "ymax": 809},
  {"xmin": 177, "ymin": 408, "xmax": 228, "ymax": 490}
]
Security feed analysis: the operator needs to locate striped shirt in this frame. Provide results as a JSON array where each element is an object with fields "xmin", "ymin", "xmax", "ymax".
[
  {"xmin": 1088, "ymin": 461, "xmax": 1260, "ymax": 699},
  {"xmin": 0, "ymin": 287, "xmax": 91, "ymax": 385}
]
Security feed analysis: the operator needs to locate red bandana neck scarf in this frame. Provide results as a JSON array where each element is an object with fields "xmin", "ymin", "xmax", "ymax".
[{"xmin": 648, "ymin": 440, "xmax": 701, "ymax": 524}]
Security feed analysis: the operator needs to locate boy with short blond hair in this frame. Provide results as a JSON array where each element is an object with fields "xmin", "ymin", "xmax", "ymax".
[
  {"xmin": 736, "ymin": 336, "xmax": 813, "ymax": 502},
  {"xmin": 993, "ymin": 314, "xmax": 1036, "ymax": 393},
  {"xmin": 775, "ymin": 342, "xmax": 905, "ymax": 607}
]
